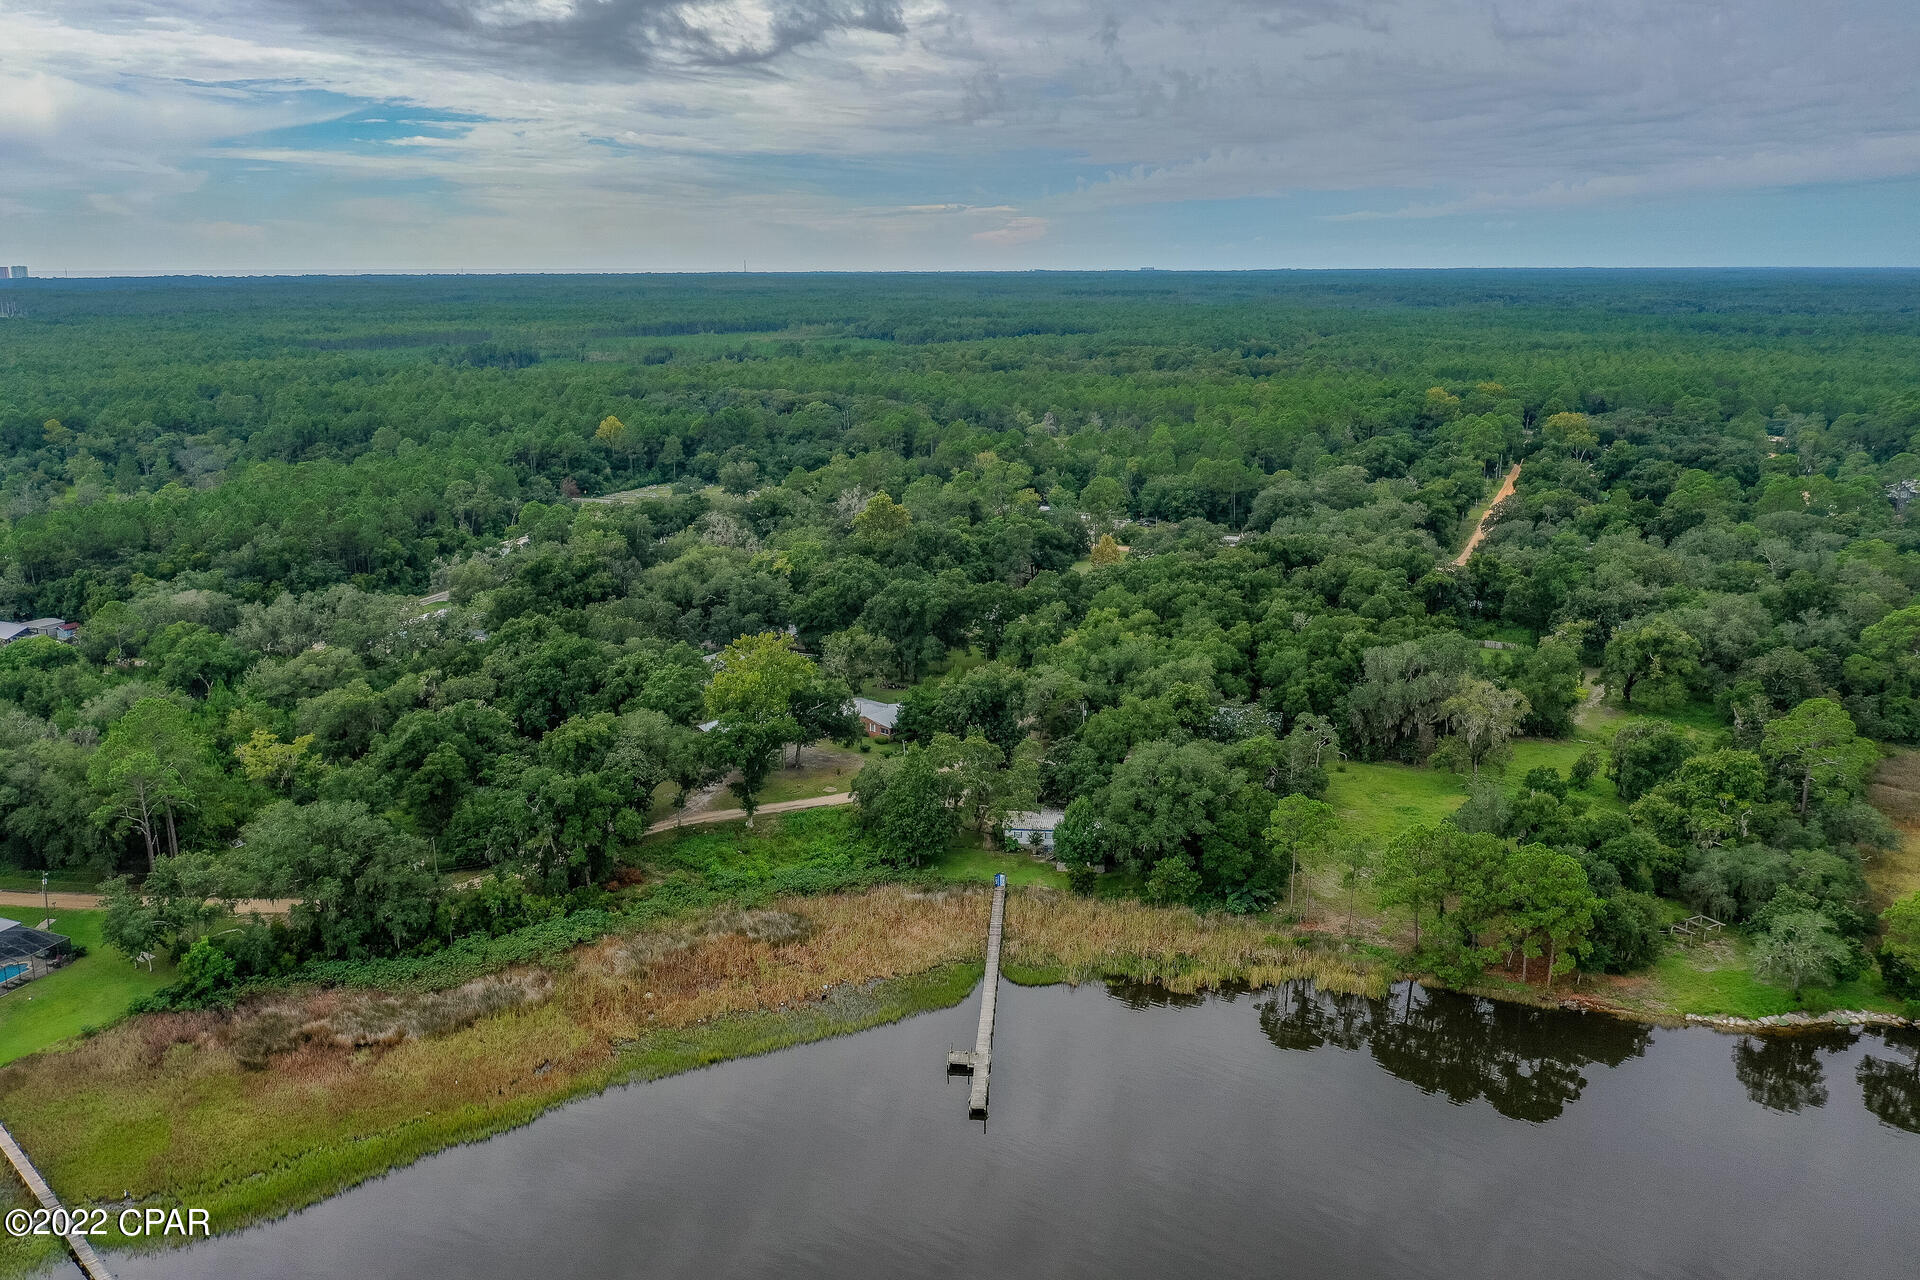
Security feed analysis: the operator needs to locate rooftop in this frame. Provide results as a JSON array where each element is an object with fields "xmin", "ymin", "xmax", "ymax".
[
  {"xmin": 852, "ymin": 697, "xmax": 899, "ymax": 729},
  {"xmin": 0, "ymin": 918, "xmax": 69, "ymax": 962}
]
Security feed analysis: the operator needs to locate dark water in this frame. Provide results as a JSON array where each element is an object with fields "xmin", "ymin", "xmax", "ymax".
[{"xmin": 117, "ymin": 982, "xmax": 1919, "ymax": 1280}]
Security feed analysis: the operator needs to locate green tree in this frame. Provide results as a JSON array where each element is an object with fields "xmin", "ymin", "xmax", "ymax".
[
  {"xmin": 821, "ymin": 625, "xmax": 896, "ymax": 689},
  {"xmin": 88, "ymin": 696, "xmax": 208, "ymax": 869},
  {"xmin": 935, "ymin": 731, "xmax": 1041, "ymax": 845},
  {"xmin": 1508, "ymin": 637, "xmax": 1583, "ymax": 738},
  {"xmin": 1604, "ymin": 617, "xmax": 1701, "ymax": 707},
  {"xmin": 238, "ymin": 800, "xmax": 439, "ymax": 958},
  {"xmin": 1266, "ymin": 793, "xmax": 1335, "ymax": 912},
  {"xmin": 853, "ymin": 746, "xmax": 958, "ymax": 867},
  {"xmin": 594, "ymin": 414, "xmax": 636, "ymax": 473},
  {"xmin": 234, "ymin": 729, "xmax": 324, "ymax": 795},
  {"xmin": 702, "ymin": 631, "xmax": 814, "ymax": 822},
  {"xmin": 1347, "ymin": 632, "xmax": 1476, "ymax": 761},
  {"xmin": 852, "ymin": 492, "xmax": 913, "ymax": 545},
  {"xmin": 1878, "ymin": 891, "xmax": 1920, "ymax": 997},
  {"xmin": 1145, "ymin": 855, "xmax": 1203, "ymax": 907},
  {"xmin": 1279, "ymin": 713, "xmax": 1339, "ymax": 797},
  {"xmin": 145, "ymin": 621, "xmax": 251, "ymax": 697},
  {"xmin": 1431, "ymin": 677, "xmax": 1529, "ymax": 777},
  {"xmin": 99, "ymin": 852, "xmax": 236, "ymax": 962},
  {"xmin": 1540, "ymin": 411, "xmax": 1597, "ymax": 460},
  {"xmin": 1632, "ymin": 749, "xmax": 1768, "ymax": 849},
  {"xmin": 1608, "ymin": 721, "xmax": 1694, "ymax": 802},
  {"xmin": 174, "ymin": 937, "xmax": 239, "ymax": 1007},
  {"xmin": 1498, "ymin": 844, "xmax": 1600, "ymax": 987},
  {"xmin": 1760, "ymin": 697, "xmax": 1876, "ymax": 817},
  {"xmin": 508, "ymin": 764, "xmax": 637, "ymax": 891},
  {"xmin": 1332, "ymin": 835, "xmax": 1377, "ymax": 935},
  {"xmin": 1753, "ymin": 910, "xmax": 1853, "ymax": 998},
  {"xmin": 1378, "ymin": 823, "xmax": 1451, "ymax": 950},
  {"xmin": 1080, "ymin": 475, "xmax": 1129, "ymax": 524},
  {"xmin": 1379, "ymin": 822, "xmax": 1510, "ymax": 977}
]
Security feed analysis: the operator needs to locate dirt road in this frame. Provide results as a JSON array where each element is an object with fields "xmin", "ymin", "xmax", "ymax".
[
  {"xmin": 0, "ymin": 892, "xmax": 294, "ymax": 915},
  {"xmin": 643, "ymin": 790, "xmax": 855, "ymax": 836},
  {"xmin": 1452, "ymin": 462, "xmax": 1521, "ymax": 566}
]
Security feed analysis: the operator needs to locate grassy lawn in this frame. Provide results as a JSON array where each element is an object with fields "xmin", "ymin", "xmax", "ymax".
[
  {"xmin": 927, "ymin": 843, "xmax": 1070, "ymax": 890},
  {"xmin": 0, "ymin": 868, "xmax": 100, "ymax": 895},
  {"xmin": 1605, "ymin": 934, "xmax": 1905, "ymax": 1020},
  {"xmin": 1325, "ymin": 734, "xmax": 1629, "ymax": 849},
  {"xmin": 1505, "ymin": 739, "xmax": 1626, "ymax": 814},
  {"xmin": 1325, "ymin": 762, "xmax": 1466, "ymax": 844},
  {"xmin": 718, "ymin": 742, "xmax": 873, "ymax": 809},
  {"xmin": 1578, "ymin": 698, "xmax": 1726, "ymax": 739},
  {"xmin": 0, "ymin": 908, "xmax": 175, "ymax": 1067},
  {"xmin": 855, "ymin": 646, "xmax": 986, "ymax": 702}
]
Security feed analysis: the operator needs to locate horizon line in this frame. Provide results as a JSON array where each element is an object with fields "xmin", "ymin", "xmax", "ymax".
[{"xmin": 8, "ymin": 264, "xmax": 1920, "ymax": 281}]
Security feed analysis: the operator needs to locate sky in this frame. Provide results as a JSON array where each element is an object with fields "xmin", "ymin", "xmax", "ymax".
[{"xmin": 2, "ymin": 0, "xmax": 1918, "ymax": 273}]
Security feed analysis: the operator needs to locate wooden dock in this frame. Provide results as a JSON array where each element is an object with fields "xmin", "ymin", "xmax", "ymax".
[
  {"xmin": 0, "ymin": 1117, "xmax": 115, "ymax": 1279},
  {"xmin": 946, "ymin": 879, "xmax": 1006, "ymax": 1116}
]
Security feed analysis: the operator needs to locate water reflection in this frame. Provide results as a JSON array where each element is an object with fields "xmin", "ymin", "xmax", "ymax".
[
  {"xmin": 1731, "ymin": 1031, "xmax": 1850, "ymax": 1113},
  {"xmin": 1855, "ymin": 1029, "xmax": 1920, "ymax": 1134},
  {"xmin": 1104, "ymin": 978, "xmax": 1212, "ymax": 1009},
  {"xmin": 118, "ymin": 980, "xmax": 1919, "ymax": 1280},
  {"xmin": 1256, "ymin": 980, "xmax": 1920, "ymax": 1130},
  {"xmin": 1258, "ymin": 982, "xmax": 1656, "ymax": 1123}
]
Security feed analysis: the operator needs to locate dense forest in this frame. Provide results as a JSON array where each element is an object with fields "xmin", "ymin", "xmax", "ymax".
[{"xmin": 2, "ymin": 269, "xmax": 1918, "ymax": 1002}]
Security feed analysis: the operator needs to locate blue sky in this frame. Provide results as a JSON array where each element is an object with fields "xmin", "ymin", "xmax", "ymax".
[{"xmin": 3, "ymin": 1, "xmax": 1918, "ymax": 272}]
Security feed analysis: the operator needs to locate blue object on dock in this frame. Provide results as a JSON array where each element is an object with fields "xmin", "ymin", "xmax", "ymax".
[{"xmin": 994, "ymin": 872, "xmax": 1006, "ymax": 887}]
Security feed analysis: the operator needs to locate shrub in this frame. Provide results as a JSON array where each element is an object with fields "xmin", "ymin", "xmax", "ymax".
[
  {"xmin": 1753, "ymin": 910, "xmax": 1855, "ymax": 996},
  {"xmin": 1144, "ymin": 856, "xmax": 1201, "ymax": 907},
  {"xmin": 1879, "ymin": 892, "xmax": 1920, "ymax": 998},
  {"xmin": 1521, "ymin": 766, "xmax": 1568, "ymax": 800},
  {"xmin": 1584, "ymin": 891, "xmax": 1663, "ymax": 974},
  {"xmin": 173, "ymin": 937, "xmax": 239, "ymax": 1009}
]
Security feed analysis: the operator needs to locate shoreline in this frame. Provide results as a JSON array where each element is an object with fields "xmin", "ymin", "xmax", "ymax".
[
  {"xmin": 0, "ymin": 886, "xmax": 1385, "ymax": 1273},
  {"xmin": 2, "ymin": 884, "xmax": 1910, "ymax": 1274}
]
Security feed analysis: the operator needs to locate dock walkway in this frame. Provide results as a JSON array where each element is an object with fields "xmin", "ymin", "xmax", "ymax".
[
  {"xmin": 0, "ymin": 1117, "xmax": 114, "ymax": 1279},
  {"xmin": 946, "ymin": 879, "xmax": 1006, "ymax": 1116}
]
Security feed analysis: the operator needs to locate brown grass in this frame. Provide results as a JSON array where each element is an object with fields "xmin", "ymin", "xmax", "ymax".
[
  {"xmin": 1866, "ymin": 750, "xmax": 1920, "ymax": 910},
  {"xmin": 0, "ymin": 885, "xmax": 1383, "ymax": 1261},
  {"xmin": 1005, "ymin": 890, "xmax": 1389, "ymax": 995}
]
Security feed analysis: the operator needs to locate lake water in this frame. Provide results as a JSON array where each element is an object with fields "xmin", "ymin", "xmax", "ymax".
[{"xmin": 116, "ymin": 981, "xmax": 1919, "ymax": 1280}]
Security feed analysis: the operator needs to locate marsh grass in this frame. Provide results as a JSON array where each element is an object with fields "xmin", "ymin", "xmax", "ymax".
[
  {"xmin": 1004, "ymin": 891, "xmax": 1390, "ymax": 997},
  {"xmin": 0, "ymin": 885, "xmax": 1384, "ymax": 1268},
  {"xmin": 0, "ymin": 1179, "xmax": 62, "ymax": 1278}
]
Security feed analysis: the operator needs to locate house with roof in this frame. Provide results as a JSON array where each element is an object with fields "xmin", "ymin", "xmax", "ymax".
[
  {"xmin": 0, "ymin": 918, "xmax": 73, "ymax": 990},
  {"xmin": 1003, "ymin": 807, "xmax": 1067, "ymax": 851},
  {"xmin": 0, "ymin": 618, "xmax": 76, "ymax": 645},
  {"xmin": 852, "ymin": 697, "xmax": 899, "ymax": 738}
]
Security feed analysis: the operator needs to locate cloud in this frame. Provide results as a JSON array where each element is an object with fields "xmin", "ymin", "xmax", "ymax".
[
  {"xmin": 249, "ymin": 0, "xmax": 908, "ymax": 73},
  {"xmin": 971, "ymin": 215, "xmax": 1047, "ymax": 245},
  {"xmin": 4, "ymin": 0, "xmax": 1919, "ymax": 268},
  {"xmin": 1327, "ymin": 135, "xmax": 1920, "ymax": 220}
]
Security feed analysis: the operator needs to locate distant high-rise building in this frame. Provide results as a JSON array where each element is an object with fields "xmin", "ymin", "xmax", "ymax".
[{"xmin": 5, "ymin": 267, "xmax": 26, "ymax": 279}]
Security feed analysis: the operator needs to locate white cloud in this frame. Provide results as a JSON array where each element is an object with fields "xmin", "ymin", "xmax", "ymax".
[
  {"xmin": 4, "ymin": 0, "xmax": 1918, "ymax": 268},
  {"xmin": 971, "ymin": 215, "xmax": 1048, "ymax": 245}
]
